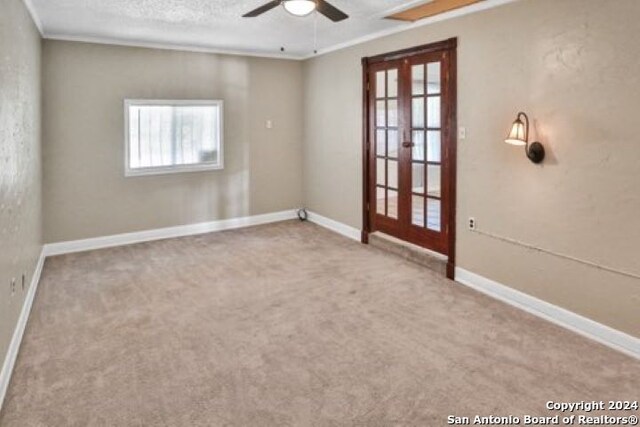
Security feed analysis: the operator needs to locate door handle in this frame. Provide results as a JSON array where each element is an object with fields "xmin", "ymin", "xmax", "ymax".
[{"xmin": 402, "ymin": 141, "xmax": 414, "ymax": 148}]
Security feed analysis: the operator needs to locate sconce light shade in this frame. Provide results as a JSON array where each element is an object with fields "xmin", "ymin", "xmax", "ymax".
[
  {"xmin": 505, "ymin": 118, "xmax": 527, "ymax": 146},
  {"xmin": 505, "ymin": 112, "xmax": 545, "ymax": 164}
]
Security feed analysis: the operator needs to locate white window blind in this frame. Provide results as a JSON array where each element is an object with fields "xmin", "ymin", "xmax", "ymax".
[{"xmin": 125, "ymin": 100, "xmax": 223, "ymax": 176}]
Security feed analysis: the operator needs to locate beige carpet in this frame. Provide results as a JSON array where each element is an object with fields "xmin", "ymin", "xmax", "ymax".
[{"xmin": 1, "ymin": 221, "xmax": 638, "ymax": 426}]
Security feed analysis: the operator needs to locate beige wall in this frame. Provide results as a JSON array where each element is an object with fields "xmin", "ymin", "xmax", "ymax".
[
  {"xmin": 303, "ymin": 0, "xmax": 640, "ymax": 337},
  {"xmin": 0, "ymin": 0, "xmax": 42, "ymax": 374},
  {"xmin": 43, "ymin": 41, "xmax": 304, "ymax": 242}
]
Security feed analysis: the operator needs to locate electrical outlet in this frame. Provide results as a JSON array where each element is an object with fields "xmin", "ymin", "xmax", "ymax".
[
  {"xmin": 266, "ymin": 120, "xmax": 273, "ymax": 129},
  {"xmin": 468, "ymin": 217, "xmax": 476, "ymax": 230},
  {"xmin": 459, "ymin": 127, "xmax": 467, "ymax": 140},
  {"xmin": 10, "ymin": 278, "xmax": 16, "ymax": 295}
]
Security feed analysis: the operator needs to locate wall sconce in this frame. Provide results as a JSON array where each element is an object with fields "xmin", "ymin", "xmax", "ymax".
[{"xmin": 505, "ymin": 112, "xmax": 545, "ymax": 164}]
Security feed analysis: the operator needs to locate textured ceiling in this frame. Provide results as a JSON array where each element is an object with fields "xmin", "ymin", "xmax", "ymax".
[{"xmin": 32, "ymin": 0, "xmax": 431, "ymax": 58}]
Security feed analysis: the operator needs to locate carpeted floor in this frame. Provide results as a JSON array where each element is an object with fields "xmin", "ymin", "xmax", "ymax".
[{"xmin": 1, "ymin": 221, "xmax": 638, "ymax": 426}]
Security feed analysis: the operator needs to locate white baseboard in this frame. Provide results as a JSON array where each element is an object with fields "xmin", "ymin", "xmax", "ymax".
[
  {"xmin": 307, "ymin": 211, "xmax": 361, "ymax": 241},
  {"xmin": 44, "ymin": 210, "xmax": 298, "ymax": 256},
  {"xmin": 0, "ymin": 249, "xmax": 46, "ymax": 412},
  {"xmin": 2, "ymin": 214, "xmax": 636, "ymax": 418},
  {"xmin": 455, "ymin": 268, "xmax": 640, "ymax": 360},
  {"xmin": 303, "ymin": 212, "xmax": 639, "ymax": 359},
  {"xmin": 2, "ymin": 211, "xmax": 299, "ymax": 411}
]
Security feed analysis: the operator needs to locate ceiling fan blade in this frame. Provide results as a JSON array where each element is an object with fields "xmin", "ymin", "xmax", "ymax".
[
  {"xmin": 243, "ymin": 0, "xmax": 281, "ymax": 17},
  {"xmin": 316, "ymin": 0, "xmax": 348, "ymax": 22}
]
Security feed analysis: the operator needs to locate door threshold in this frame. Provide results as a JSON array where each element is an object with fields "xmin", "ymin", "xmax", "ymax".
[{"xmin": 369, "ymin": 231, "xmax": 448, "ymax": 275}]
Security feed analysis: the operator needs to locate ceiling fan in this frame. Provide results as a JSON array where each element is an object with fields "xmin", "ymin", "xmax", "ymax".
[{"xmin": 243, "ymin": 0, "xmax": 349, "ymax": 22}]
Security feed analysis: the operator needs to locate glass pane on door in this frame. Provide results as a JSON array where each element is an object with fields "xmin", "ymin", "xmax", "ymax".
[
  {"xmin": 412, "ymin": 98, "xmax": 424, "ymax": 128},
  {"xmin": 427, "ymin": 62, "xmax": 441, "ymax": 94},
  {"xmin": 376, "ymin": 101, "xmax": 386, "ymax": 127},
  {"xmin": 427, "ymin": 198, "xmax": 441, "ymax": 231},
  {"xmin": 387, "ymin": 69, "xmax": 398, "ymax": 98},
  {"xmin": 412, "ymin": 195, "xmax": 425, "ymax": 227},
  {"xmin": 412, "ymin": 163, "xmax": 424, "ymax": 193},
  {"xmin": 376, "ymin": 187, "xmax": 386, "ymax": 215},
  {"xmin": 411, "ymin": 64, "xmax": 425, "ymax": 96},
  {"xmin": 376, "ymin": 158, "xmax": 385, "ymax": 186},
  {"xmin": 376, "ymin": 71, "xmax": 385, "ymax": 98},
  {"xmin": 376, "ymin": 130, "xmax": 386, "ymax": 156},
  {"xmin": 388, "ymin": 100, "xmax": 398, "ymax": 127},
  {"xmin": 427, "ymin": 97, "xmax": 440, "ymax": 128},
  {"xmin": 427, "ymin": 165, "xmax": 441, "ymax": 198},
  {"xmin": 388, "ymin": 190, "xmax": 399, "ymax": 219},
  {"xmin": 427, "ymin": 131, "xmax": 441, "ymax": 162},
  {"xmin": 388, "ymin": 160, "xmax": 398, "ymax": 189},
  {"xmin": 412, "ymin": 130, "xmax": 425, "ymax": 161},
  {"xmin": 388, "ymin": 130, "xmax": 399, "ymax": 158}
]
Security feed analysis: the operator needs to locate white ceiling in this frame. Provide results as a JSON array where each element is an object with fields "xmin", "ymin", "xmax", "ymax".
[{"xmin": 28, "ymin": 0, "xmax": 514, "ymax": 59}]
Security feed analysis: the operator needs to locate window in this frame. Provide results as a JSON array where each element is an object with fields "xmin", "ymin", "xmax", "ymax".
[{"xmin": 124, "ymin": 100, "xmax": 223, "ymax": 176}]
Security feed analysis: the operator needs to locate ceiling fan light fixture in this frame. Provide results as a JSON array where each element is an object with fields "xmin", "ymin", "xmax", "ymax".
[{"xmin": 282, "ymin": 0, "xmax": 316, "ymax": 17}]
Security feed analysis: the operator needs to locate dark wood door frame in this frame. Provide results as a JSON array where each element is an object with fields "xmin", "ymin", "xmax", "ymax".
[{"xmin": 361, "ymin": 38, "xmax": 458, "ymax": 279}]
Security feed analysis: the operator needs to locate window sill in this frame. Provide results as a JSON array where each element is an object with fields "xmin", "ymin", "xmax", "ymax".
[{"xmin": 125, "ymin": 163, "xmax": 224, "ymax": 177}]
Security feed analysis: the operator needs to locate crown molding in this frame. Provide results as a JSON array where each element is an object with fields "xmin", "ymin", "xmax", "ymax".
[
  {"xmin": 39, "ymin": 0, "xmax": 521, "ymax": 61},
  {"xmin": 43, "ymin": 33, "xmax": 306, "ymax": 60},
  {"xmin": 22, "ymin": 0, "xmax": 44, "ymax": 35},
  {"xmin": 303, "ymin": 0, "xmax": 521, "ymax": 60}
]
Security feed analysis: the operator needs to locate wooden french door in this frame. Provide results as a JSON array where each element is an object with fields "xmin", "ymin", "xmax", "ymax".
[{"xmin": 363, "ymin": 39, "xmax": 457, "ymax": 277}]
